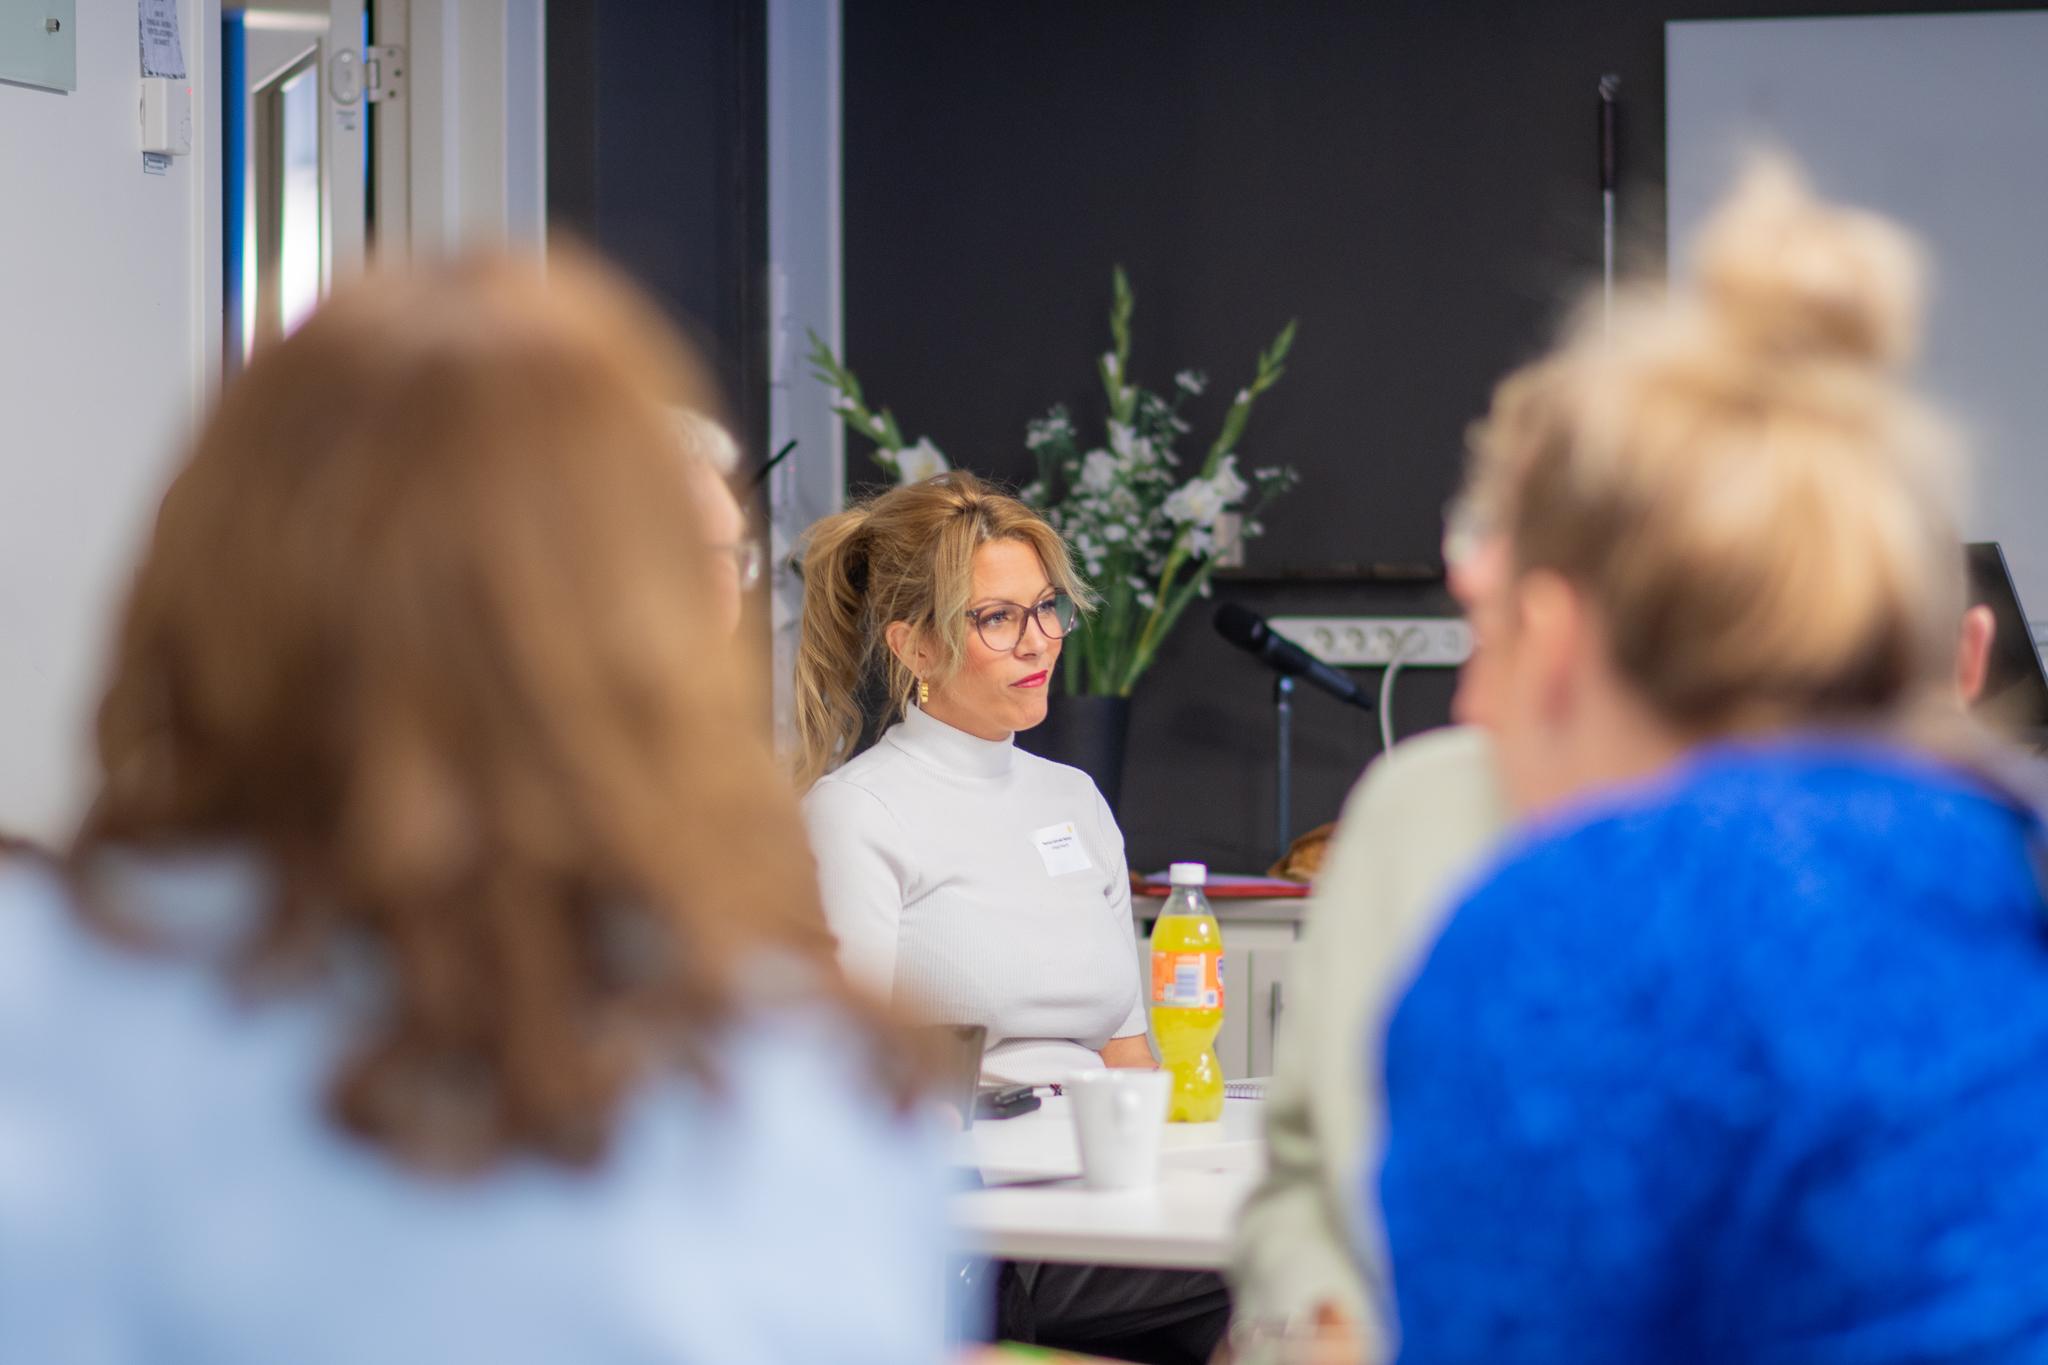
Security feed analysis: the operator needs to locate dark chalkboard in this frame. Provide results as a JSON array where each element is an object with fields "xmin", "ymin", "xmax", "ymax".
[
  {"xmin": 551, "ymin": 0, "xmax": 2034, "ymax": 871},
  {"xmin": 839, "ymin": 0, "xmax": 2032, "ymax": 869}
]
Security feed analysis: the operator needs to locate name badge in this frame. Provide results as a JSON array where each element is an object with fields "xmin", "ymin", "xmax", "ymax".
[{"xmin": 1032, "ymin": 821, "xmax": 1094, "ymax": 877}]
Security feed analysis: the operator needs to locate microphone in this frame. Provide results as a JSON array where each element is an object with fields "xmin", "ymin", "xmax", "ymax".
[
  {"xmin": 1598, "ymin": 73, "xmax": 1620, "ymax": 195},
  {"xmin": 1213, "ymin": 604, "xmax": 1374, "ymax": 711}
]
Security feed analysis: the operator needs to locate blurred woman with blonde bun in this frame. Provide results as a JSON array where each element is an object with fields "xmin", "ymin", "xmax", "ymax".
[
  {"xmin": 0, "ymin": 253, "xmax": 949, "ymax": 1364},
  {"xmin": 1378, "ymin": 161, "xmax": 2048, "ymax": 1361}
]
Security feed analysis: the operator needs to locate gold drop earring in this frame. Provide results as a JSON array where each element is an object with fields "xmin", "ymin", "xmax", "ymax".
[{"xmin": 918, "ymin": 678, "xmax": 931, "ymax": 707}]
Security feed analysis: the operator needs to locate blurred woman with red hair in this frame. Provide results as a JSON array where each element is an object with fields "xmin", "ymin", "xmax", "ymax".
[{"xmin": 0, "ymin": 253, "xmax": 949, "ymax": 1363}]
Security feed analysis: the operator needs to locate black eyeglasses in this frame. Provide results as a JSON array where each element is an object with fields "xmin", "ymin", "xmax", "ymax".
[{"xmin": 965, "ymin": 593, "xmax": 1079, "ymax": 651}]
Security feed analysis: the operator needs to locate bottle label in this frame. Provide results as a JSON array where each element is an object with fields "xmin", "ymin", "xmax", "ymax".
[{"xmin": 1150, "ymin": 951, "xmax": 1223, "ymax": 1010}]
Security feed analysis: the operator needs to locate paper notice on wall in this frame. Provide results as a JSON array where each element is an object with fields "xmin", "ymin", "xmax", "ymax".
[{"xmin": 138, "ymin": 0, "xmax": 186, "ymax": 79}]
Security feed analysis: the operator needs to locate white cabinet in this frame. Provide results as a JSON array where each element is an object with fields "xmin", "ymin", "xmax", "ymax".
[
  {"xmin": 1248, "ymin": 941, "xmax": 1298, "ymax": 1081},
  {"xmin": 1133, "ymin": 897, "xmax": 1306, "ymax": 1079}
]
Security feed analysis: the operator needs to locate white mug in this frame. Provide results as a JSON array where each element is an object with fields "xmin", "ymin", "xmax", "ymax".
[{"xmin": 1066, "ymin": 1069, "xmax": 1170, "ymax": 1190}]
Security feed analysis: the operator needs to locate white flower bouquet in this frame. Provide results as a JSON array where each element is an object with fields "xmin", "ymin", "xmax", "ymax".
[{"xmin": 808, "ymin": 268, "xmax": 1297, "ymax": 697}]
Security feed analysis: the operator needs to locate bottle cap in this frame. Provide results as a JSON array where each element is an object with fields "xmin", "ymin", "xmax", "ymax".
[{"xmin": 1168, "ymin": 861, "xmax": 1207, "ymax": 887}]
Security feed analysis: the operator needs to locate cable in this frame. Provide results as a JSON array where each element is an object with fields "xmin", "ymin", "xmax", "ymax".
[{"xmin": 1378, "ymin": 627, "xmax": 1426, "ymax": 754}]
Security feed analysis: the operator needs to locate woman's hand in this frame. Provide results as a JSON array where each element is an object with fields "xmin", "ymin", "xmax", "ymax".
[
  {"xmin": 1099, "ymin": 1033, "xmax": 1156, "ymax": 1069},
  {"xmin": 1209, "ymin": 1302, "xmax": 1367, "ymax": 1365}
]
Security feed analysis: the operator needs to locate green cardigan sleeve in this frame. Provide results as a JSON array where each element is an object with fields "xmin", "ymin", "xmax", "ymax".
[{"xmin": 1226, "ymin": 726, "xmax": 1509, "ymax": 1362}]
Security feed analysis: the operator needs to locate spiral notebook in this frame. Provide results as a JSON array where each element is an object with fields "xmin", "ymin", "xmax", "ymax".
[{"xmin": 1225, "ymin": 1077, "xmax": 1269, "ymax": 1101}]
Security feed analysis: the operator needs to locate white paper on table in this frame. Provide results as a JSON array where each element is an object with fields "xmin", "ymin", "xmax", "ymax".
[{"xmin": 139, "ymin": 0, "xmax": 186, "ymax": 78}]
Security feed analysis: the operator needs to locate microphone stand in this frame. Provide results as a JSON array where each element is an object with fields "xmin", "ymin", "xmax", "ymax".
[
  {"xmin": 1273, "ymin": 675, "xmax": 1295, "ymax": 865},
  {"xmin": 1599, "ymin": 74, "xmax": 1620, "ymax": 335}
]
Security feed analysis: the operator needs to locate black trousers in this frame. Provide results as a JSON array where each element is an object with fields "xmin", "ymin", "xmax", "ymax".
[{"xmin": 995, "ymin": 1261, "xmax": 1231, "ymax": 1365}]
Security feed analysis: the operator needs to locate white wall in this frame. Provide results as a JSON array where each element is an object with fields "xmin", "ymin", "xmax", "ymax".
[
  {"xmin": 1669, "ymin": 12, "xmax": 2048, "ymax": 640},
  {"xmin": 0, "ymin": 0, "xmax": 223, "ymax": 842}
]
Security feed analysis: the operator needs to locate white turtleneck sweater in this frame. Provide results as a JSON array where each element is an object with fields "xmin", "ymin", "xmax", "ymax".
[{"xmin": 801, "ymin": 705, "xmax": 1146, "ymax": 1085}]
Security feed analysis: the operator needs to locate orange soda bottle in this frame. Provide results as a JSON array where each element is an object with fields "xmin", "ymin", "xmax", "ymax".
[{"xmin": 1149, "ymin": 861, "xmax": 1224, "ymax": 1122}]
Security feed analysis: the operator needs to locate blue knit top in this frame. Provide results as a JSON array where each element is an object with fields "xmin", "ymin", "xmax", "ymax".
[{"xmin": 1379, "ymin": 740, "xmax": 2048, "ymax": 1363}]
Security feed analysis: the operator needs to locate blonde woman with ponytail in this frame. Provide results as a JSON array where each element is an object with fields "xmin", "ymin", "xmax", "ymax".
[
  {"xmin": 1376, "ymin": 160, "xmax": 2048, "ymax": 1361},
  {"xmin": 796, "ymin": 471, "xmax": 1146, "ymax": 1073},
  {"xmin": 796, "ymin": 471, "xmax": 1230, "ymax": 1363}
]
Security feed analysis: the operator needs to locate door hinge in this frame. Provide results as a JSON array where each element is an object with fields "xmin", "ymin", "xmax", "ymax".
[{"xmin": 365, "ymin": 45, "xmax": 405, "ymax": 103}]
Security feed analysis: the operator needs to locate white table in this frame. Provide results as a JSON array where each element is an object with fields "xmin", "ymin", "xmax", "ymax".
[{"xmin": 951, "ymin": 1094, "xmax": 1267, "ymax": 1270}]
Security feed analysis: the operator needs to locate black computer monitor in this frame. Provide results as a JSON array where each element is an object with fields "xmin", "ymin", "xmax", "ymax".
[{"xmin": 1965, "ymin": 542, "xmax": 2048, "ymax": 750}]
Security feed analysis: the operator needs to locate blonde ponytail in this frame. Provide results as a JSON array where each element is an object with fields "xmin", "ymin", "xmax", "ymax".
[
  {"xmin": 793, "ymin": 507, "xmax": 877, "ymax": 791},
  {"xmin": 791, "ymin": 471, "xmax": 1090, "ymax": 790}
]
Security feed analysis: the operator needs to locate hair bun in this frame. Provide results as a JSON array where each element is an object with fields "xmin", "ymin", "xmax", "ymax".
[{"xmin": 1691, "ymin": 156, "xmax": 1925, "ymax": 371}]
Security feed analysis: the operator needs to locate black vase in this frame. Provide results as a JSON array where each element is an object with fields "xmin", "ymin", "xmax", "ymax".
[{"xmin": 1017, "ymin": 694, "xmax": 1132, "ymax": 814}]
